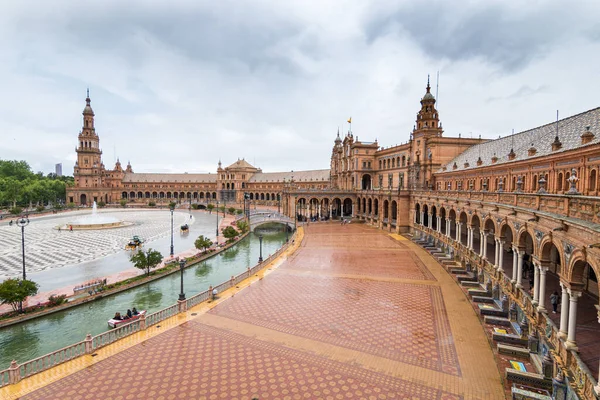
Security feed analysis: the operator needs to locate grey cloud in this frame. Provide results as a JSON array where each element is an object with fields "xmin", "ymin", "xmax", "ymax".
[
  {"xmin": 49, "ymin": 5, "xmax": 307, "ymax": 76},
  {"xmin": 486, "ymin": 84, "xmax": 549, "ymax": 103},
  {"xmin": 365, "ymin": 2, "xmax": 592, "ymax": 72}
]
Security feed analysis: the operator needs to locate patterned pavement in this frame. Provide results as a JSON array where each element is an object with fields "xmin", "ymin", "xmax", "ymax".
[
  {"xmin": 0, "ymin": 210, "xmax": 192, "ymax": 277},
  {"xmin": 11, "ymin": 223, "xmax": 504, "ymax": 399}
]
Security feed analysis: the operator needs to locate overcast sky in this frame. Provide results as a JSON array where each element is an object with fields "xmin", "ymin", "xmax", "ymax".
[{"xmin": 1, "ymin": 0, "xmax": 599, "ymax": 175}]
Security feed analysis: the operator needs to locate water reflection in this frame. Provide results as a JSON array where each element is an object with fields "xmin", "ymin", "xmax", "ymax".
[
  {"xmin": 195, "ymin": 262, "xmax": 211, "ymax": 278},
  {"xmin": 133, "ymin": 287, "xmax": 163, "ymax": 309},
  {"xmin": 0, "ymin": 325, "xmax": 40, "ymax": 362},
  {"xmin": 221, "ymin": 247, "xmax": 240, "ymax": 260}
]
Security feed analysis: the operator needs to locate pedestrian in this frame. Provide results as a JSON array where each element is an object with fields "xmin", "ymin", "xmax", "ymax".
[
  {"xmin": 212, "ymin": 288, "xmax": 218, "ymax": 300},
  {"xmin": 70, "ymin": 225, "xmax": 73, "ymax": 231},
  {"xmin": 550, "ymin": 291, "xmax": 559, "ymax": 313}
]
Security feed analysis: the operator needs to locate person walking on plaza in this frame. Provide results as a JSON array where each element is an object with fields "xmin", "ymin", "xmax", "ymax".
[{"xmin": 550, "ymin": 291, "xmax": 559, "ymax": 313}]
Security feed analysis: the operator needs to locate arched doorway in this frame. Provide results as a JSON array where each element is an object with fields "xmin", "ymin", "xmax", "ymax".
[
  {"xmin": 342, "ymin": 198, "xmax": 353, "ymax": 217},
  {"xmin": 391, "ymin": 201, "xmax": 398, "ymax": 225},
  {"xmin": 80, "ymin": 194, "xmax": 87, "ymax": 206},
  {"xmin": 362, "ymin": 174, "xmax": 372, "ymax": 190},
  {"xmin": 415, "ymin": 203, "xmax": 421, "ymax": 224},
  {"xmin": 332, "ymin": 198, "xmax": 342, "ymax": 218}
]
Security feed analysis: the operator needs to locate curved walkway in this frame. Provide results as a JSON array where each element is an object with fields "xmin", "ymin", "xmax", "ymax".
[{"xmin": 2, "ymin": 224, "xmax": 504, "ymax": 399}]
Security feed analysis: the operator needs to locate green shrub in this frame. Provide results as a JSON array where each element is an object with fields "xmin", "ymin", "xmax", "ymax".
[
  {"xmin": 67, "ymin": 202, "xmax": 76, "ymax": 209},
  {"xmin": 9, "ymin": 207, "xmax": 22, "ymax": 215},
  {"xmin": 47, "ymin": 294, "xmax": 67, "ymax": 307},
  {"xmin": 119, "ymin": 199, "xmax": 127, "ymax": 207},
  {"xmin": 97, "ymin": 201, "xmax": 106, "ymax": 208},
  {"xmin": 148, "ymin": 201, "xmax": 156, "ymax": 207},
  {"xmin": 36, "ymin": 205, "xmax": 45, "ymax": 212}
]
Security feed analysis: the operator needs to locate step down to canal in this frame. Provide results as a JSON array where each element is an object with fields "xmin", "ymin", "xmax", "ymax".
[
  {"xmin": 461, "ymin": 281, "xmax": 481, "ymax": 288},
  {"xmin": 484, "ymin": 316, "xmax": 512, "ymax": 326},
  {"xmin": 449, "ymin": 268, "xmax": 466, "ymax": 274}
]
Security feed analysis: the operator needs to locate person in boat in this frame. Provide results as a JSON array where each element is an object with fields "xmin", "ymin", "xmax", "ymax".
[
  {"xmin": 126, "ymin": 309, "xmax": 133, "ymax": 319},
  {"xmin": 113, "ymin": 312, "xmax": 123, "ymax": 320},
  {"xmin": 132, "ymin": 307, "xmax": 139, "ymax": 315}
]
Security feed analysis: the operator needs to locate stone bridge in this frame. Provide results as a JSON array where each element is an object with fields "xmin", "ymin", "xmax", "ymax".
[{"xmin": 246, "ymin": 211, "xmax": 294, "ymax": 232}]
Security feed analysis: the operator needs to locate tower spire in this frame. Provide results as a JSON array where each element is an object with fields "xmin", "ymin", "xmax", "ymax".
[{"xmin": 426, "ymin": 74, "xmax": 431, "ymax": 92}]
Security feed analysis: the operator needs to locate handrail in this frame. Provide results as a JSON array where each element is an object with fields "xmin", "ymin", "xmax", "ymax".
[
  {"xmin": 0, "ymin": 230, "xmax": 297, "ymax": 388},
  {"xmin": 13, "ymin": 340, "xmax": 86, "ymax": 384}
]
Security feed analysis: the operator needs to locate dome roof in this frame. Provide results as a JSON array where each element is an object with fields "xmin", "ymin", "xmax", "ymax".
[
  {"xmin": 422, "ymin": 92, "xmax": 435, "ymax": 101},
  {"xmin": 83, "ymin": 89, "xmax": 94, "ymax": 116},
  {"xmin": 83, "ymin": 98, "xmax": 94, "ymax": 116}
]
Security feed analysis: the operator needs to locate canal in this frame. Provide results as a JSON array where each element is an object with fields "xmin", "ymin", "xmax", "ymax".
[{"xmin": 0, "ymin": 228, "xmax": 287, "ymax": 369}]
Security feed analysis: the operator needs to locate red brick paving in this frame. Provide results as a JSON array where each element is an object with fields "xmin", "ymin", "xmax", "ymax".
[
  {"xmin": 13, "ymin": 223, "xmax": 504, "ymax": 399},
  {"xmin": 22, "ymin": 322, "xmax": 462, "ymax": 400},
  {"xmin": 211, "ymin": 274, "xmax": 460, "ymax": 375}
]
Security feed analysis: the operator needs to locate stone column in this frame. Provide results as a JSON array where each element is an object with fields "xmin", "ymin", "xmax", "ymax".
[
  {"xmin": 437, "ymin": 217, "xmax": 442, "ymax": 233},
  {"xmin": 511, "ymin": 248, "xmax": 518, "ymax": 283},
  {"xmin": 537, "ymin": 266, "xmax": 548, "ymax": 312},
  {"xmin": 456, "ymin": 222, "xmax": 461, "ymax": 242},
  {"xmin": 329, "ymin": 204, "xmax": 332, "ymax": 219},
  {"xmin": 446, "ymin": 219, "xmax": 450, "ymax": 237},
  {"xmin": 498, "ymin": 241, "xmax": 505, "ymax": 272},
  {"xmin": 468, "ymin": 227, "xmax": 472, "ymax": 249},
  {"xmin": 532, "ymin": 263, "xmax": 540, "ymax": 305},
  {"xmin": 429, "ymin": 213, "xmax": 433, "ymax": 229},
  {"xmin": 481, "ymin": 231, "xmax": 488, "ymax": 259},
  {"xmin": 420, "ymin": 211, "xmax": 424, "ymax": 226},
  {"xmin": 479, "ymin": 231, "xmax": 484, "ymax": 256},
  {"xmin": 558, "ymin": 283, "xmax": 569, "ymax": 339},
  {"xmin": 516, "ymin": 250, "xmax": 524, "ymax": 288},
  {"xmin": 565, "ymin": 289, "xmax": 582, "ymax": 349},
  {"xmin": 352, "ymin": 203, "xmax": 355, "ymax": 218},
  {"xmin": 494, "ymin": 239, "xmax": 499, "ymax": 268}
]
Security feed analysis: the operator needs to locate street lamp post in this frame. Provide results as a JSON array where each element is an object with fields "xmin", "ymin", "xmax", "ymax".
[
  {"xmin": 216, "ymin": 200, "xmax": 220, "ymax": 244},
  {"xmin": 15, "ymin": 216, "xmax": 30, "ymax": 313},
  {"xmin": 170, "ymin": 206, "xmax": 174, "ymax": 257},
  {"xmin": 258, "ymin": 234, "xmax": 263, "ymax": 263},
  {"xmin": 294, "ymin": 195, "xmax": 297, "ymax": 231},
  {"xmin": 178, "ymin": 258, "xmax": 186, "ymax": 301}
]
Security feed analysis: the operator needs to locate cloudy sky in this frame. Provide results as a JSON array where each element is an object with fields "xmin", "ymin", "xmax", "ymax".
[{"xmin": 1, "ymin": 0, "xmax": 599, "ymax": 175}]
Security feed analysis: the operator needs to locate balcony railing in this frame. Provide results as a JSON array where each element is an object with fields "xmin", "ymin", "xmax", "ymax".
[{"xmin": 412, "ymin": 190, "xmax": 600, "ymax": 226}]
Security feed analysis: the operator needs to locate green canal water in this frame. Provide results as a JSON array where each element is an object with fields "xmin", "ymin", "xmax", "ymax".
[{"xmin": 0, "ymin": 229, "xmax": 287, "ymax": 369}]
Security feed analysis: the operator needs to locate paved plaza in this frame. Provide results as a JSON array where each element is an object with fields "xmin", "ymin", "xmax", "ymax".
[
  {"xmin": 8, "ymin": 224, "xmax": 504, "ymax": 399},
  {"xmin": 0, "ymin": 210, "xmax": 192, "ymax": 278}
]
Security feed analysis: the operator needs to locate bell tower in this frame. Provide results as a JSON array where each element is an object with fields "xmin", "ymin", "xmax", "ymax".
[
  {"xmin": 73, "ymin": 90, "xmax": 104, "ymax": 203},
  {"xmin": 409, "ymin": 77, "xmax": 443, "ymax": 190}
]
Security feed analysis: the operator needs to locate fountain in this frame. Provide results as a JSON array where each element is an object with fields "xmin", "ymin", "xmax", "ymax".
[{"xmin": 63, "ymin": 202, "xmax": 131, "ymax": 230}]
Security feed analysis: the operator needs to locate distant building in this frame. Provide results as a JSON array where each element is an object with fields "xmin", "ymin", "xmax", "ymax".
[{"xmin": 55, "ymin": 163, "xmax": 63, "ymax": 177}]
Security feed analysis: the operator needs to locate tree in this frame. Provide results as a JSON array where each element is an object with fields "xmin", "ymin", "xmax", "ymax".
[
  {"xmin": 130, "ymin": 248, "xmax": 163, "ymax": 276},
  {"xmin": 228, "ymin": 207, "xmax": 236, "ymax": 215},
  {"xmin": 0, "ymin": 278, "xmax": 39, "ymax": 312},
  {"xmin": 194, "ymin": 235, "xmax": 213, "ymax": 252},
  {"xmin": 222, "ymin": 226, "xmax": 239, "ymax": 242},
  {"xmin": 207, "ymin": 204, "xmax": 215, "ymax": 214},
  {"xmin": 120, "ymin": 199, "xmax": 127, "ymax": 207},
  {"xmin": 236, "ymin": 220, "xmax": 249, "ymax": 233}
]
